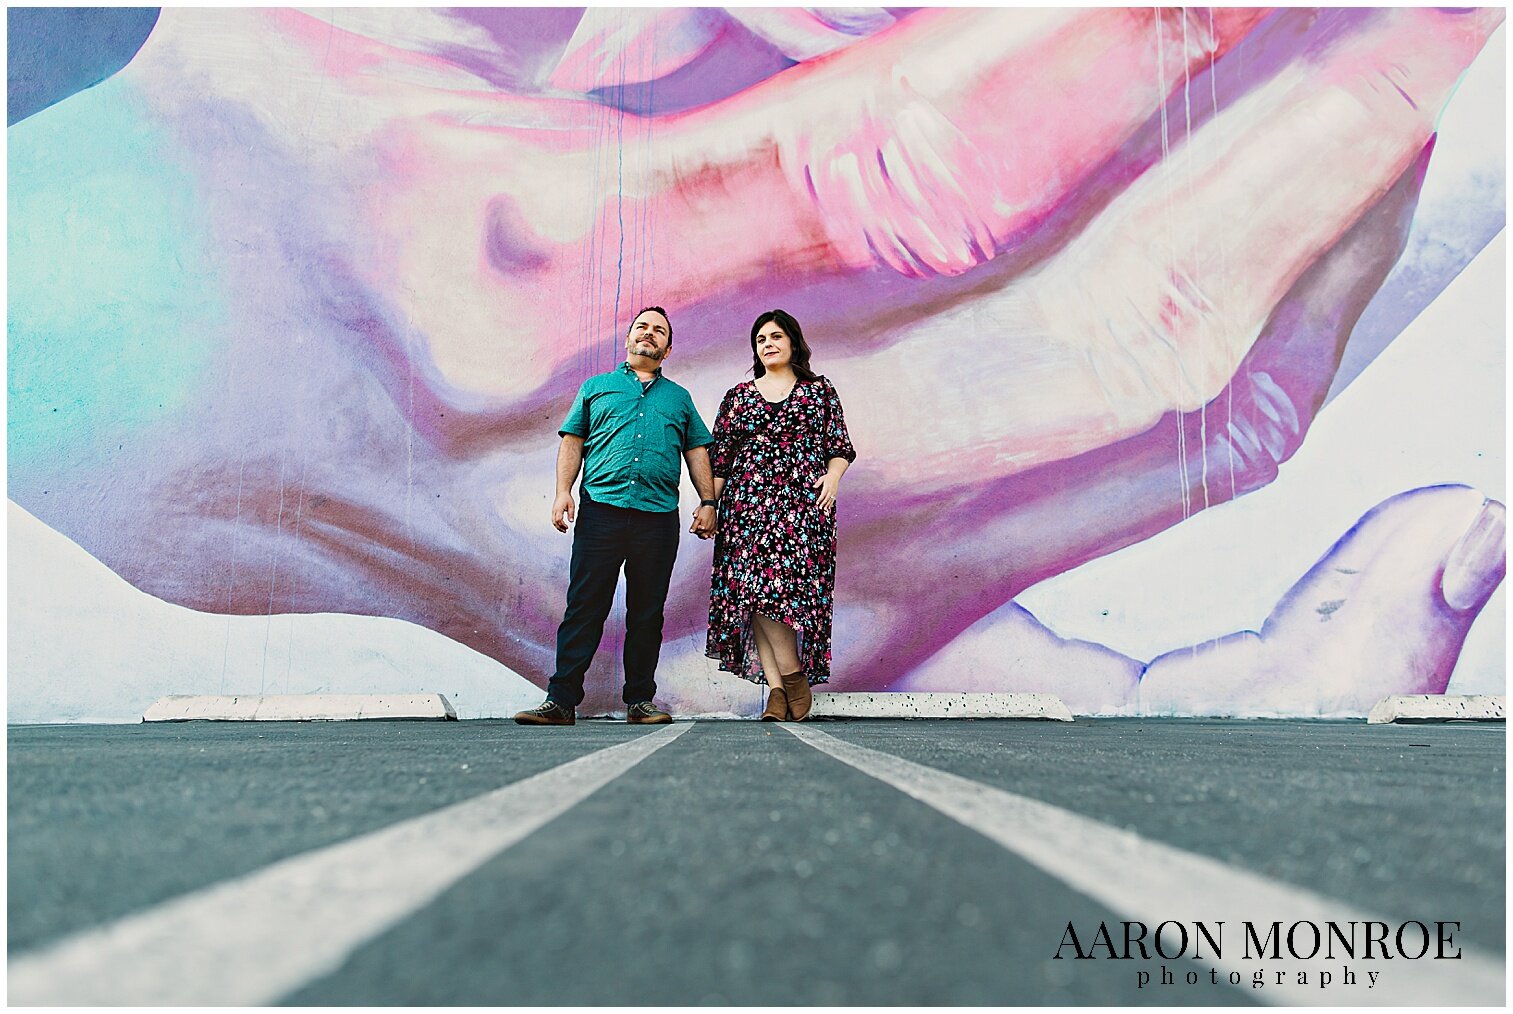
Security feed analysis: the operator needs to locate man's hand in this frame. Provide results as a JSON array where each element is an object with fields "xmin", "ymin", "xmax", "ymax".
[
  {"xmin": 551, "ymin": 492, "xmax": 576, "ymax": 533},
  {"xmin": 690, "ymin": 504, "xmax": 717, "ymax": 539}
]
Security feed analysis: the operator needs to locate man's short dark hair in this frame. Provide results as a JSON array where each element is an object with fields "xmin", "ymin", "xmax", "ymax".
[{"xmin": 629, "ymin": 306, "xmax": 672, "ymax": 343}]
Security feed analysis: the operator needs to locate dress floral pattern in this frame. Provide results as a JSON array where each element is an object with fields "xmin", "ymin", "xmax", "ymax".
[{"xmin": 706, "ymin": 375, "xmax": 856, "ymax": 686}]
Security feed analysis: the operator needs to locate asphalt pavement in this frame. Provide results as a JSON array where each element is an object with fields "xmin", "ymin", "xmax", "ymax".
[{"xmin": 8, "ymin": 718, "xmax": 1505, "ymax": 1005}]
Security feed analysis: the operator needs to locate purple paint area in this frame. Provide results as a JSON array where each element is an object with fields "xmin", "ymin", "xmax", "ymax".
[
  {"xmin": 1326, "ymin": 195, "xmax": 1506, "ymax": 400},
  {"xmin": 434, "ymin": 7, "xmax": 586, "ymax": 92},
  {"xmin": 485, "ymin": 196, "xmax": 552, "ymax": 275},
  {"xmin": 1258, "ymin": 484, "xmax": 1490, "ymax": 643},
  {"xmin": 420, "ymin": 7, "xmax": 835, "ymax": 112},
  {"xmin": 587, "ymin": 20, "xmax": 795, "ymax": 116}
]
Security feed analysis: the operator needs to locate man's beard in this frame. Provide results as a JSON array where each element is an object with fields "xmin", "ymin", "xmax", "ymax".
[{"xmin": 632, "ymin": 341, "xmax": 667, "ymax": 360}]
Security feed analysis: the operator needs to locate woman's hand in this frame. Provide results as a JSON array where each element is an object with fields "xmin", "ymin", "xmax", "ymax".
[{"xmin": 812, "ymin": 473, "xmax": 841, "ymax": 514}]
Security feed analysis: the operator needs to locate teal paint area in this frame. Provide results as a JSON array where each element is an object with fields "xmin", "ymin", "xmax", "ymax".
[{"xmin": 8, "ymin": 81, "xmax": 222, "ymax": 471}]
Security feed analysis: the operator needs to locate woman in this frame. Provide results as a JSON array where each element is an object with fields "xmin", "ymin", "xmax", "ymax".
[{"xmin": 707, "ymin": 310, "xmax": 856, "ymax": 720}]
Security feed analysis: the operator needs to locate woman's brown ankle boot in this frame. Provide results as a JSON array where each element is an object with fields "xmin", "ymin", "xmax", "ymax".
[
  {"xmin": 780, "ymin": 671, "xmax": 812, "ymax": 721},
  {"xmin": 761, "ymin": 686, "xmax": 788, "ymax": 722}
]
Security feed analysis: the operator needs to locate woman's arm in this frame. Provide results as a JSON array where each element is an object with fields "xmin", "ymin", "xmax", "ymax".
[
  {"xmin": 814, "ymin": 379, "xmax": 855, "ymax": 513},
  {"xmin": 692, "ymin": 389, "xmax": 740, "ymax": 537}
]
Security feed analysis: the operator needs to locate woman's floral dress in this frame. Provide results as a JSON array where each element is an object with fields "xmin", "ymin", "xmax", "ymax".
[{"xmin": 706, "ymin": 375, "xmax": 856, "ymax": 686}]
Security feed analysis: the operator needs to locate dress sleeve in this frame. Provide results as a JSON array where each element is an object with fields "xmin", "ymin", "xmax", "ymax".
[
  {"xmin": 820, "ymin": 377, "xmax": 856, "ymax": 464},
  {"xmin": 710, "ymin": 386, "xmax": 741, "ymax": 479}
]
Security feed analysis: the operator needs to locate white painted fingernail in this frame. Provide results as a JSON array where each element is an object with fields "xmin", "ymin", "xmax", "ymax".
[{"xmin": 1442, "ymin": 500, "xmax": 1506, "ymax": 611}]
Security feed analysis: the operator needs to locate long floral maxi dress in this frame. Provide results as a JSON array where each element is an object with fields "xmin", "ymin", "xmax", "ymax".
[{"xmin": 706, "ymin": 375, "xmax": 857, "ymax": 686}]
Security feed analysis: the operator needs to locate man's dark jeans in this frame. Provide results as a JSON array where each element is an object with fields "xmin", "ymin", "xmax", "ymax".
[{"xmin": 548, "ymin": 491, "xmax": 680, "ymax": 709}]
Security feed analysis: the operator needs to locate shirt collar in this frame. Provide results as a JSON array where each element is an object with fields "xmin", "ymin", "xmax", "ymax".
[{"xmin": 621, "ymin": 361, "xmax": 662, "ymax": 378}]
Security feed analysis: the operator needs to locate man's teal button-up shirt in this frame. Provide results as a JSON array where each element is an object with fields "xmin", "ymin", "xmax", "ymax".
[{"xmin": 560, "ymin": 362, "xmax": 713, "ymax": 513}]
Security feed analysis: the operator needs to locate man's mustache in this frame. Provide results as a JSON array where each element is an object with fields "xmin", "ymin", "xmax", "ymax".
[{"xmin": 633, "ymin": 339, "xmax": 668, "ymax": 359}]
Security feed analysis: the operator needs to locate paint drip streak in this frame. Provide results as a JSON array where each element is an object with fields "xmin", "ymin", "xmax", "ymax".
[
  {"xmin": 1154, "ymin": 11, "xmax": 1192, "ymax": 522},
  {"xmin": 1183, "ymin": 13, "xmax": 1210, "ymax": 518},
  {"xmin": 1211, "ymin": 6, "xmax": 1237, "ymax": 505}
]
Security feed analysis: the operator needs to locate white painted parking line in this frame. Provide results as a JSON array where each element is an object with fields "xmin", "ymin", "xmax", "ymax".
[
  {"xmin": 785, "ymin": 726, "xmax": 1504, "ymax": 1007},
  {"xmin": 9, "ymin": 724, "xmax": 691, "ymax": 1005}
]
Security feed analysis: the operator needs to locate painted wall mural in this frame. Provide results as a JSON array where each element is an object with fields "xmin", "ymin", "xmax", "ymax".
[{"xmin": 8, "ymin": 8, "xmax": 1507, "ymax": 720}]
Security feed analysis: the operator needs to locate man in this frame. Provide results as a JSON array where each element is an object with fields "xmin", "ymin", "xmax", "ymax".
[{"xmin": 515, "ymin": 307, "xmax": 720, "ymax": 726}]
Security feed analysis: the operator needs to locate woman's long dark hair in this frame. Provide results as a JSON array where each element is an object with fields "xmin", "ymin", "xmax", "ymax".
[{"xmin": 749, "ymin": 309, "xmax": 818, "ymax": 381}]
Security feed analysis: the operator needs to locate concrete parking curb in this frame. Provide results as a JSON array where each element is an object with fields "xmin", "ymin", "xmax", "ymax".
[
  {"xmin": 808, "ymin": 692, "xmax": 1073, "ymax": 721},
  {"xmin": 1366, "ymin": 694, "xmax": 1505, "ymax": 724},
  {"xmin": 142, "ymin": 694, "xmax": 457, "ymax": 722}
]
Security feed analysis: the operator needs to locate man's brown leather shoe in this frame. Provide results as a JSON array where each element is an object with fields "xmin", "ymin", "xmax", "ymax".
[
  {"xmin": 514, "ymin": 699, "xmax": 575, "ymax": 726},
  {"xmin": 627, "ymin": 701, "xmax": 672, "ymax": 724},
  {"xmin": 761, "ymin": 687, "xmax": 788, "ymax": 722},
  {"xmin": 780, "ymin": 671, "xmax": 812, "ymax": 721}
]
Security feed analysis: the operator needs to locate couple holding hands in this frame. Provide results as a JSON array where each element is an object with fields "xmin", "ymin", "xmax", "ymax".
[{"xmin": 516, "ymin": 306, "xmax": 856, "ymax": 727}]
